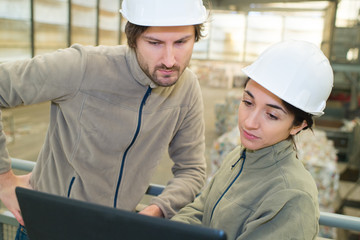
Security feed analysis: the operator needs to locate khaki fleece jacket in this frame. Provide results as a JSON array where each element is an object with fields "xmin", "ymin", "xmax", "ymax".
[
  {"xmin": 0, "ymin": 44, "xmax": 206, "ymax": 218},
  {"xmin": 172, "ymin": 140, "xmax": 320, "ymax": 239}
]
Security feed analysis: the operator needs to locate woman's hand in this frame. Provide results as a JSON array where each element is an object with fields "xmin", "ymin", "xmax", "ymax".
[{"xmin": 138, "ymin": 204, "xmax": 164, "ymax": 218}]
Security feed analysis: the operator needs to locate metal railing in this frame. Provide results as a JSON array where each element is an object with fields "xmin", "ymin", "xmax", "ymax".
[{"xmin": 1, "ymin": 158, "xmax": 360, "ymax": 238}]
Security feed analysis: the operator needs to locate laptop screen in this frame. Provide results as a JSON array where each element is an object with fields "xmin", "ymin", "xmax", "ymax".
[{"xmin": 16, "ymin": 187, "xmax": 227, "ymax": 240}]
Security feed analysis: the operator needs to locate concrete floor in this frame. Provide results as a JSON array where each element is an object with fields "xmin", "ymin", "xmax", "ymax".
[{"xmin": 2, "ymin": 84, "xmax": 360, "ymax": 239}]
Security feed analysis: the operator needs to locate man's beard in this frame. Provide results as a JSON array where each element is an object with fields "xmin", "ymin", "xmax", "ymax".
[{"xmin": 147, "ymin": 64, "xmax": 182, "ymax": 87}]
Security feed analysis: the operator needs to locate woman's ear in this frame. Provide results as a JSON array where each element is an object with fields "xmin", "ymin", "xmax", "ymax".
[{"xmin": 290, "ymin": 120, "xmax": 308, "ymax": 136}]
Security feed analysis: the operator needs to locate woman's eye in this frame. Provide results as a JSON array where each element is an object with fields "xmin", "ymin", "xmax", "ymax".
[
  {"xmin": 242, "ymin": 100, "xmax": 252, "ymax": 106},
  {"xmin": 267, "ymin": 113, "xmax": 278, "ymax": 120}
]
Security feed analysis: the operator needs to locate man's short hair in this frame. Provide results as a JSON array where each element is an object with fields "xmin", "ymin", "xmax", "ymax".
[{"xmin": 125, "ymin": 22, "xmax": 205, "ymax": 49}]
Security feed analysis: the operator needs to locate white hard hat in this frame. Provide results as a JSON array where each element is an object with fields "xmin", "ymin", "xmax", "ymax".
[
  {"xmin": 242, "ymin": 40, "xmax": 334, "ymax": 116},
  {"xmin": 120, "ymin": 0, "xmax": 207, "ymax": 26}
]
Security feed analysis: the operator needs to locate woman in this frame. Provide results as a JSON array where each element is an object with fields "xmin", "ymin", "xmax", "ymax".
[{"xmin": 171, "ymin": 40, "xmax": 334, "ymax": 240}]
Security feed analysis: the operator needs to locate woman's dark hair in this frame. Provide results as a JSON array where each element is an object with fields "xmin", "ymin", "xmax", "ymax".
[
  {"xmin": 124, "ymin": 22, "xmax": 205, "ymax": 49},
  {"xmin": 282, "ymin": 101, "xmax": 313, "ymax": 131}
]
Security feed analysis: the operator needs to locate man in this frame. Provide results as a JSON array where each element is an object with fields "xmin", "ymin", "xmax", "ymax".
[{"xmin": 0, "ymin": 0, "xmax": 208, "ymax": 235}]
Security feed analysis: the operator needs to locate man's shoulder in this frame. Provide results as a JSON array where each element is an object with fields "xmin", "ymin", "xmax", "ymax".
[
  {"xmin": 178, "ymin": 68, "xmax": 200, "ymax": 88},
  {"xmin": 183, "ymin": 67, "xmax": 198, "ymax": 79},
  {"xmin": 71, "ymin": 44, "xmax": 128, "ymax": 57}
]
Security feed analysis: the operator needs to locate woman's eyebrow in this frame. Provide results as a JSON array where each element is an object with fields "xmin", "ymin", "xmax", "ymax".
[
  {"xmin": 244, "ymin": 90, "xmax": 254, "ymax": 98},
  {"xmin": 266, "ymin": 104, "xmax": 287, "ymax": 114},
  {"xmin": 245, "ymin": 89, "xmax": 287, "ymax": 114}
]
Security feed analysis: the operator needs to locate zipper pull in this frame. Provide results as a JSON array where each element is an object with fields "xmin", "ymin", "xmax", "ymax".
[{"xmin": 231, "ymin": 150, "xmax": 246, "ymax": 169}]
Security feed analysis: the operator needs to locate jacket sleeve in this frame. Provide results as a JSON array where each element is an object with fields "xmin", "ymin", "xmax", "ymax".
[
  {"xmin": 149, "ymin": 78, "xmax": 206, "ymax": 218},
  {"xmin": 0, "ymin": 45, "xmax": 86, "ymax": 173},
  {"xmin": 170, "ymin": 175, "xmax": 214, "ymax": 225},
  {"xmin": 237, "ymin": 189, "xmax": 319, "ymax": 240}
]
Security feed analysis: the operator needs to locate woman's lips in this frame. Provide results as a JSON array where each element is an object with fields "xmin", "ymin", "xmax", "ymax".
[{"xmin": 242, "ymin": 129, "xmax": 259, "ymax": 140}]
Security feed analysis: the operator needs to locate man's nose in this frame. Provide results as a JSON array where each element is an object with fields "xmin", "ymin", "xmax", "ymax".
[{"xmin": 162, "ymin": 45, "xmax": 176, "ymax": 68}]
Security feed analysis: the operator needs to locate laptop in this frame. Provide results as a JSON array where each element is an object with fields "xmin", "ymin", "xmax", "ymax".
[{"xmin": 16, "ymin": 187, "xmax": 227, "ymax": 240}]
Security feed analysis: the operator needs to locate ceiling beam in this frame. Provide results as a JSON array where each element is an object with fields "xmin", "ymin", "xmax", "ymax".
[{"xmin": 211, "ymin": 0, "xmax": 337, "ymax": 11}]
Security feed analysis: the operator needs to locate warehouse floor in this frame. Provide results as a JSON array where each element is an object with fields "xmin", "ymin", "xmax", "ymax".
[{"xmin": 2, "ymin": 83, "xmax": 360, "ymax": 239}]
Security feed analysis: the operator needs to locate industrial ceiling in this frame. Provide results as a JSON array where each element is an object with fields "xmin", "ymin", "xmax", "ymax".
[{"xmin": 211, "ymin": 0, "xmax": 337, "ymax": 11}]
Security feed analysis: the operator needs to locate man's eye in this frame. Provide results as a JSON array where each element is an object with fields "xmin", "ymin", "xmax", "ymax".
[
  {"xmin": 149, "ymin": 41, "xmax": 160, "ymax": 45},
  {"xmin": 176, "ymin": 40, "xmax": 186, "ymax": 44}
]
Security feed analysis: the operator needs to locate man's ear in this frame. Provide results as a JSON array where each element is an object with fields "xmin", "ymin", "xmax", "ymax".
[{"xmin": 290, "ymin": 120, "xmax": 308, "ymax": 136}]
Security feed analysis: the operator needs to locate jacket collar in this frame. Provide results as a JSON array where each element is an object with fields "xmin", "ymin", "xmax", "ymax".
[
  {"xmin": 125, "ymin": 46, "xmax": 159, "ymax": 89},
  {"xmin": 242, "ymin": 139, "xmax": 295, "ymax": 169}
]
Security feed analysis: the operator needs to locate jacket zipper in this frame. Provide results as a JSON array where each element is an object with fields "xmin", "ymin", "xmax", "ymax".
[
  {"xmin": 210, "ymin": 150, "xmax": 246, "ymax": 221},
  {"xmin": 113, "ymin": 86, "xmax": 152, "ymax": 208},
  {"xmin": 67, "ymin": 176, "xmax": 76, "ymax": 197}
]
